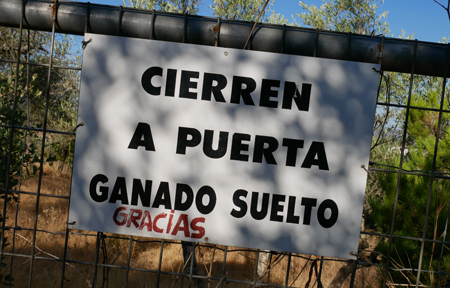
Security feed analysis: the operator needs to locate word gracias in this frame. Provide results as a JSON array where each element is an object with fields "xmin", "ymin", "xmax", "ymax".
[{"xmin": 91, "ymin": 174, "xmax": 214, "ymax": 239}]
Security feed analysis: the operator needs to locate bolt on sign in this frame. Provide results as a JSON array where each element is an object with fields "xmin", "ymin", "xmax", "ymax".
[{"xmin": 69, "ymin": 33, "xmax": 380, "ymax": 260}]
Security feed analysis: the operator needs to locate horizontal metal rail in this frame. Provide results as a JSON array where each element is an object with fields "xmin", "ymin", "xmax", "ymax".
[{"xmin": 0, "ymin": 0, "xmax": 449, "ymax": 77}]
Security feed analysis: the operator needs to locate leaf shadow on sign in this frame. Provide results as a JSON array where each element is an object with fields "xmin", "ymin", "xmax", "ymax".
[
  {"xmin": 213, "ymin": 49, "xmax": 379, "ymax": 258},
  {"xmin": 70, "ymin": 34, "xmax": 379, "ymax": 260}
]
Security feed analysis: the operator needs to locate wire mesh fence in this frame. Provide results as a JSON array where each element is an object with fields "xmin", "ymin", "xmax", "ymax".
[{"xmin": 1, "ymin": 1, "xmax": 450, "ymax": 287}]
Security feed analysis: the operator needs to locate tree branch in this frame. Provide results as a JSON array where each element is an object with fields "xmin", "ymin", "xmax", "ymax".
[
  {"xmin": 432, "ymin": 0, "xmax": 450, "ymax": 21},
  {"xmin": 243, "ymin": 0, "xmax": 271, "ymax": 49}
]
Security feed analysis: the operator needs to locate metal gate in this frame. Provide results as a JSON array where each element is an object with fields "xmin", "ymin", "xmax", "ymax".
[{"xmin": 1, "ymin": 0, "xmax": 449, "ymax": 287}]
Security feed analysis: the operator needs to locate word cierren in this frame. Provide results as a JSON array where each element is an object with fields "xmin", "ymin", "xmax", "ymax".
[{"xmin": 141, "ymin": 66, "xmax": 312, "ymax": 111}]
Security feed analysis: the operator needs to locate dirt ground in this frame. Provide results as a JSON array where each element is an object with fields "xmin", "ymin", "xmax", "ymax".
[{"xmin": 1, "ymin": 165, "xmax": 381, "ymax": 287}]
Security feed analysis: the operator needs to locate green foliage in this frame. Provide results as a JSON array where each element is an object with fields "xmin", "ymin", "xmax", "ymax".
[
  {"xmin": 266, "ymin": 10, "xmax": 288, "ymax": 25},
  {"xmin": 0, "ymin": 27, "xmax": 80, "ymax": 285},
  {"xmin": 123, "ymin": 0, "xmax": 200, "ymax": 13},
  {"xmin": 295, "ymin": 0, "xmax": 389, "ymax": 35},
  {"xmin": 211, "ymin": 0, "xmax": 288, "ymax": 24},
  {"xmin": 1, "ymin": 28, "xmax": 80, "ymax": 172},
  {"xmin": 369, "ymin": 89, "xmax": 450, "ymax": 286},
  {"xmin": 0, "ymin": 68, "xmax": 40, "ymax": 195},
  {"xmin": 122, "ymin": 0, "xmax": 448, "ymax": 286},
  {"xmin": 211, "ymin": 0, "xmax": 268, "ymax": 21},
  {"xmin": 1, "ymin": 1, "xmax": 449, "ymax": 287},
  {"xmin": 0, "ymin": 68, "xmax": 40, "ymax": 287},
  {"xmin": 124, "ymin": 0, "xmax": 288, "ymax": 24},
  {"xmin": 0, "ymin": 236, "xmax": 13, "ymax": 286}
]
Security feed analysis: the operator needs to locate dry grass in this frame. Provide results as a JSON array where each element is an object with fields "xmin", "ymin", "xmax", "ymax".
[{"xmin": 1, "ymin": 164, "xmax": 381, "ymax": 287}]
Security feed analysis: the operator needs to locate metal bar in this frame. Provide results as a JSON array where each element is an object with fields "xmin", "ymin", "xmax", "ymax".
[
  {"xmin": 284, "ymin": 253, "xmax": 291, "ymax": 288},
  {"xmin": 2, "ymin": 1, "xmax": 450, "ymax": 288},
  {"xmin": 0, "ymin": 58, "xmax": 82, "ymax": 70},
  {"xmin": 415, "ymin": 40, "xmax": 450, "ymax": 287},
  {"xmin": 0, "ymin": 60, "xmax": 81, "ymax": 73},
  {"xmin": 252, "ymin": 250, "xmax": 260, "ymax": 287},
  {"xmin": 155, "ymin": 239, "xmax": 164, "ymax": 287},
  {"xmin": 181, "ymin": 241, "xmax": 199, "ymax": 288},
  {"xmin": 27, "ymin": 0, "xmax": 58, "ymax": 285},
  {"xmin": 313, "ymin": 29, "xmax": 319, "ymax": 57},
  {"xmin": 377, "ymin": 102, "xmax": 450, "ymax": 112},
  {"xmin": 6, "ymin": 226, "xmax": 66, "ymax": 237},
  {"xmin": 60, "ymin": 222, "xmax": 70, "ymax": 288},
  {"xmin": 437, "ymin": 175, "xmax": 450, "ymax": 286},
  {"xmin": 100, "ymin": 235, "xmax": 107, "ymax": 288},
  {"xmin": 182, "ymin": 12, "xmax": 187, "ymax": 43},
  {"xmin": 375, "ymin": 102, "xmax": 450, "ymax": 113},
  {"xmin": 317, "ymin": 256, "xmax": 324, "ymax": 287},
  {"xmin": 124, "ymin": 236, "xmax": 133, "ymax": 288},
  {"xmin": 368, "ymin": 166, "xmax": 450, "ymax": 179},
  {"xmin": 219, "ymin": 246, "xmax": 228, "ymax": 288},
  {"xmin": 279, "ymin": 24, "xmax": 286, "ymax": 53},
  {"xmin": 347, "ymin": 32, "xmax": 352, "ymax": 61},
  {"xmin": 266, "ymin": 252, "xmax": 273, "ymax": 284},
  {"xmin": 188, "ymin": 242, "xmax": 195, "ymax": 288},
  {"xmin": 0, "ymin": 189, "xmax": 71, "ymax": 199},
  {"xmin": 0, "ymin": 124, "xmax": 76, "ymax": 135},
  {"xmin": 382, "ymin": 40, "xmax": 419, "ymax": 288},
  {"xmin": 361, "ymin": 230, "xmax": 450, "ymax": 245},
  {"xmin": 117, "ymin": 5, "xmax": 123, "ymax": 36},
  {"xmin": 349, "ymin": 260, "xmax": 357, "ymax": 288},
  {"xmin": 8, "ymin": 23, "xmax": 31, "ymax": 288},
  {"xmin": 1, "ymin": 0, "xmax": 25, "ymax": 279},
  {"xmin": 92, "ymin": 232, "xmax": 101, "ymax": 288},
  {"xmin": 150, "ymin": 9, "xmax": 155, "ymax": 40},
  {"xmin": 0, "ymin": 0, "xmax": 449, "ymax": 77}
]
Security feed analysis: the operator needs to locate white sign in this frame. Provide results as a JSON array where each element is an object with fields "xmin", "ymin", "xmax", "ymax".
[{"xmin": 69, "ymin": 33, "xmax": 379, "ymax": 259}]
